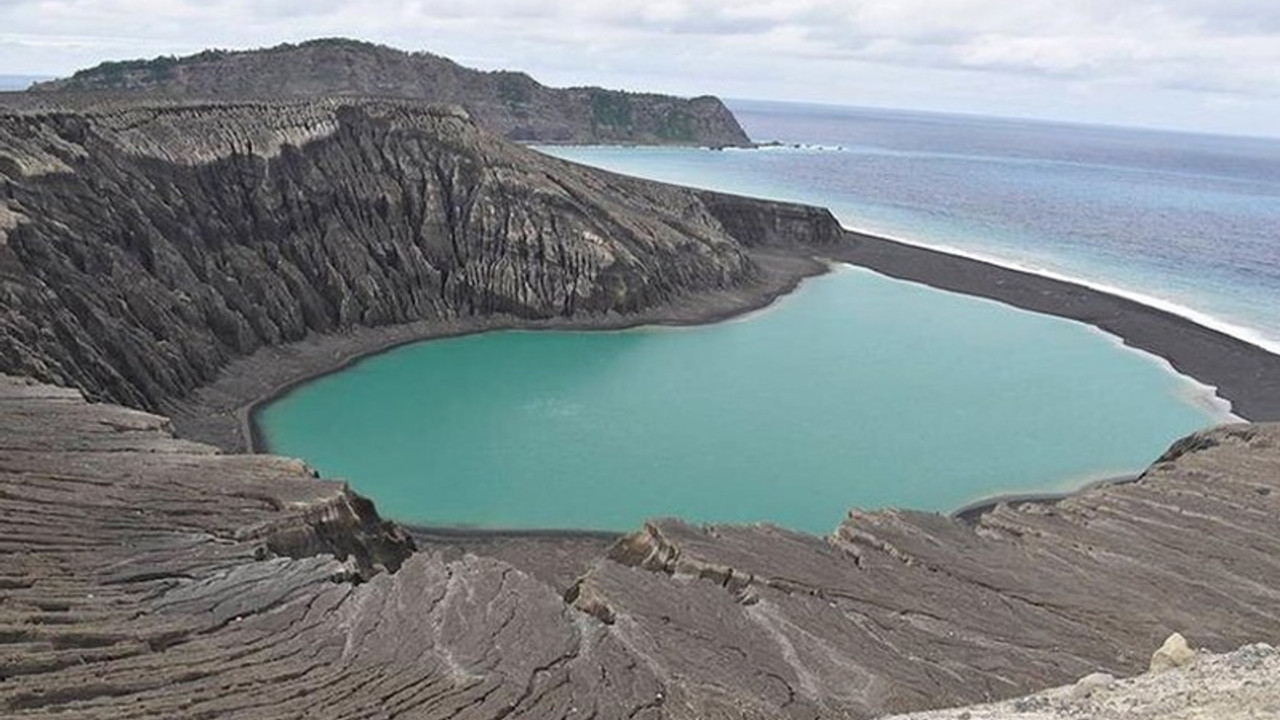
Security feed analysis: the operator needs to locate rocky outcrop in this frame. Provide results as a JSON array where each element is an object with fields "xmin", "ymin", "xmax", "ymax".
[
  {"xmin": 29, "ymin": 38, "xmax": 752, "ymax": 147},
  {"xmin": 3, "ymin": 373, "xmax": 1279, "ymax": 718},
  {"xmin": 696, "ymin": 189, "xmax": 844, "ymax": 249},
  {"xmin": 0, "ymin": 97, "xmax": 837, "ymax": 411},
  {"xmin": 883, "ymin": 642, "xmax": 1280, "ymax": 720},
  {"xmin": 1150, "ymin": 632, "xmax": 1196, "ymax": 673}
]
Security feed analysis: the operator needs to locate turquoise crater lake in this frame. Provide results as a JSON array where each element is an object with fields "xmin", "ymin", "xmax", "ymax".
[{"xmin": 258, "ymin": 266, "xmax": 1228, "ymax": 533}]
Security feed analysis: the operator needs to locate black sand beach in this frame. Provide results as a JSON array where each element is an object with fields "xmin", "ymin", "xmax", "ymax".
[{"xmin": 831, "ymin": 231, "xmax": 1280, "ymax": 422}]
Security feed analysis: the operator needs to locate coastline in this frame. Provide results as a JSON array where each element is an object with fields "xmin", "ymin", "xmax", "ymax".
[
  {"xmin": 841, "ymin": 220, "xmax": 1280, "ymax": 357},
  {"xmin": 9, "ymin": 70, "xmax": 1280, "ymax": 720},
  {"xmin": 828, "ymin": 230, "xmax": 1280, "ymax": 422}
]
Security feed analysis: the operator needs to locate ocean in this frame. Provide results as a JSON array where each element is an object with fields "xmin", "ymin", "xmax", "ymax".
[
  {"xmin": 544, "ymin": 100, "xmax": 1280, "ymax": 353},
  {"xmin": 259, "ymin": 101, "xmax": 1270, "ymax": 533}
]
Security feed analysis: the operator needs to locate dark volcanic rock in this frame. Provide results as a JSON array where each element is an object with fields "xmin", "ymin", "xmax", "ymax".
[
  {"xmin": 3, "ymin": 375, "xmax": 1280, "ymax": 718},
  {"xmin": 29, "ymin": 38, "xmax": 752, "ymax": 147},
  {"xmin": 0, "ymin": 97, "xmax": 834, "ymax": 410},
  {"xmin": 698, "ymin": 189, "xmax": 845, "ymax": 248}
]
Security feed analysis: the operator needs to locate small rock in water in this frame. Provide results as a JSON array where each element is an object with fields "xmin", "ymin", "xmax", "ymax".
[
  {"xmin": 1070, "ymin": 671, "xmax": 1116, "ymax": 699},
  {"xmin": 1150, "ymin": 632, "xmax": 1196, "ymax": 672}
]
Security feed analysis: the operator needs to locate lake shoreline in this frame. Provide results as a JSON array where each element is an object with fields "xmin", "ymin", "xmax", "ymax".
[
  {"xmin": 166, "ymin": 219, "xmax": 1280, "ymax": 535},
  {"xmin": 166, "ymin": 250, "xmax": 831, "ymax": 453}
]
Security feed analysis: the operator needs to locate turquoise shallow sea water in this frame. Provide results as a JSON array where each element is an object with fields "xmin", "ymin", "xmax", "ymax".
[{"xmin": 260, "ymin": 266, "xmax": 1226, "ymax": 533}]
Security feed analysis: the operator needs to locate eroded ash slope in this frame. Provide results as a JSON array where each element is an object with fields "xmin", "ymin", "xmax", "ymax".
[{"xmin": 0, "ymin": 97, "xmax": 831, "ymax": 411}]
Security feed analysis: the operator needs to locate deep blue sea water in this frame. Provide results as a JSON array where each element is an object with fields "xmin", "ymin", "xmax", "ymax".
[{"xmin": 542, "ymin": 100, "xmax": 1280, "ymax": 352}]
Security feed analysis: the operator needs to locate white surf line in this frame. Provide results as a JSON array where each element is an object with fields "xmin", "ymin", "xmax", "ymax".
[
  {"xmin": 839, "ymin": 221, "xmax": 1280, "ymax": 358},
  {"xmin": 532, "ymin": 145, "xmax": 1279, "ymax": 358}
]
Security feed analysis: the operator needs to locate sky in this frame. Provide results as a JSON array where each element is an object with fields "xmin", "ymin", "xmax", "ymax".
[{"xmin": 1, "ymin": 0, "xmax": 1278, "ymax": 137}]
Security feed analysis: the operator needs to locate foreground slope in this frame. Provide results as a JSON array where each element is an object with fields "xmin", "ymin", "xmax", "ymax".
[
  {"xmin": 2, "ymin": 373, "xmax": 1278, "ymax": 718},
  {"xmin": 29, "ymin": 39, "xmax": 751, "ymax": 146}
]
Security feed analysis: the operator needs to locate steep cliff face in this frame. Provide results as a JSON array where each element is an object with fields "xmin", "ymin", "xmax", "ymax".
[
  {"xmin": 30, "ymin": 39, "xmax": 752, "ymax": 147},
  {"xmin": 0, "ymin": 97, "xmax": 777, "ymax": 409},
  {"xmin": 698, "ymin": 190, "xmax": 845, "ymax": 248},
  {"xmin": 3, "ymin": 375, "xmax": 1279, "ymax": 719}
]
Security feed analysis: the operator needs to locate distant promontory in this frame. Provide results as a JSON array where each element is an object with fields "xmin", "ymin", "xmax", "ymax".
[{"xmin": 29, "ymin": 38, "xmax": 752, "ymax": 147}]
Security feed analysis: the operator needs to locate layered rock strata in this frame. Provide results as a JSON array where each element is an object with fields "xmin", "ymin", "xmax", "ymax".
[
  {"xmin": 2, "ymin": 373, "xmax": 1279, "ymax": 718},
  {"xmin": 29, "ymin": 39, "xmax": 752, "ymax": 147},
  {"xmin": 0, "ymin": 97, "xmax": 831, "ymax": 412}
]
